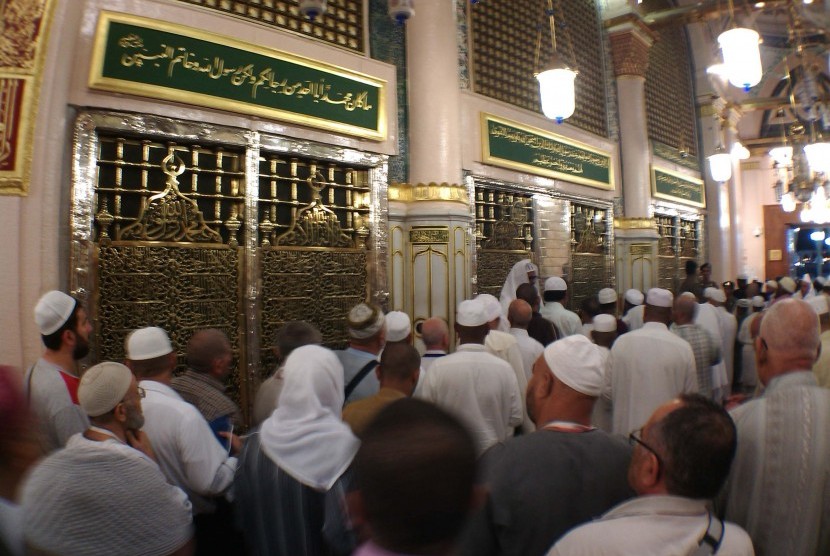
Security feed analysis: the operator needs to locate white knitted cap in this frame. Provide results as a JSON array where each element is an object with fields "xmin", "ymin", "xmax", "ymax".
[
  {"xmin": 457, "ymin": 299, "xmax": 489, "ymax": 327},
  {"xmin": 543, "ymin": 335, "xmax": 604, "ymax": 397},
  {"xmin": 476, "ymin": 294, "xmax": 502, "ymax": 322},
  {"xmin": 592, "ymin": 314, "xmax": 617, "ymax": 333},
  {"xmin": 624, "ymin": 289, "xmax": 644, "ymax": 306},
  {"xmin": 779, "ymin": 277, "xmax": 797, "ymax": 294},
  {"xmin": 79, "ymin": 362, "xmax": 133, "ymax": 417},
  {"xmin": 347, "ymin": 303, "xmax": 386, "ymax": 340},
  {"xmin": 597, "ymin": 288, "xmax": 617, "ymax": 305},
  {"xmin": 544, "ymin": 277, "xmax": 567, "ymax": 292},
  {"xmin": 34, "ymin": 291, "xmax": 77, "ymax": 335},
  {"xmin": 646, "ymin": 288, "xmax": 673, "ymax": 308},
  {"xmin": 126, "ymin": 327, "xmax": 173, "ymax": 361},
  {"xmin": 705, "ymin": 288, "xmax": 726, "ymax": 303},
  {"xmin": 752, "ymin": 295, "xmax": 766, "ymax": 308},
  {"xmin": 385, "ymin": 311, "xmax": 411, "ymax": 342}
]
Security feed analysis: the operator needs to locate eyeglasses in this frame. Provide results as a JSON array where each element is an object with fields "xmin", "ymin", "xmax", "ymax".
[
  {"xmin": 629, "ymin": 427, "xmax": 663, "ymax": 473},
  {"xmin": 137, "ymin": 386, "xmax": 146, "ymax": 399}
]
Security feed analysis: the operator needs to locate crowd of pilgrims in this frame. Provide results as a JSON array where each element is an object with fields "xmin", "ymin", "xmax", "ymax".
[{"xmin": 2, "ymin": 257, "xmax": 829, "ymax": 555}]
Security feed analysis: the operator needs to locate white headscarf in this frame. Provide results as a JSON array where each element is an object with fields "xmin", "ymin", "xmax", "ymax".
[
  {"xmin": 259, "ymin": 345, "xmax": 359, "ymax": 491},
  {"xmin": 500, "ymin": 259, "xmax": 538, "ymax": 315}
]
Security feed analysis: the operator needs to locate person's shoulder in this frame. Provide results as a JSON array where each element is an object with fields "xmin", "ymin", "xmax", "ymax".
[{"xmin": 721, "ymin": 521, "xmax": 755, "ymax": 554}]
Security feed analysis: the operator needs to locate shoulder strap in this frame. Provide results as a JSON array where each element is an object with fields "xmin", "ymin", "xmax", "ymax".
[
  {"xmin": 691, "ymin": 511, "xmax": 725, "ymax": 555},
  {"xmin": 344, "ymin": 359, "xmax": 379, "ymax": 402}
]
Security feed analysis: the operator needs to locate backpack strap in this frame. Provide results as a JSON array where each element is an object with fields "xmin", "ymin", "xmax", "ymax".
[{"xmin": 344, "ymin": 360, "xmax": 379, "ymax": 403}]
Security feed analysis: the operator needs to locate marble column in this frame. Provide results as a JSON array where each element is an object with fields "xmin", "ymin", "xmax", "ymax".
[
  {"xmin": 608, "ymin": 17, "xmax": 661, "ymax": 294},
  {"xmin": 725, "ymin": 106, "xmax": 744, "ymax": 279},
  {"xmin": 700, "ymin": 101, "xmax": 733, "ymax": 283}
]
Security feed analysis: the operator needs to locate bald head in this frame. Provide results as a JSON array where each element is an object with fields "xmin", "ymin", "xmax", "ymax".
[
  {"xmin": 672, "ymin": 295, "xmax": 698, "ymax": 325},
  {"xmin": 508, "ymin": 299, "xmax": 533, "ymax": 329},
  {"xmin": 758, "ymin": 299, "xmax": 820, "ymax": 383},
  {"xmin": 420, "ymin": 318, "xmax": 449, "ymax": 351}
]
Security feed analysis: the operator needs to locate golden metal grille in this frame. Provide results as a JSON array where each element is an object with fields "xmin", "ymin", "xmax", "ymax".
[
  {"xmin": 174, "ymin": 0, "xmax": 364, "ymax": 52},
  {"xmin": 570, "ymin": 202, "xmax": 608, "ymax": 309},
  {"xmin": 646, "ymin": 26, "xmax": 697, "ymax": 156},
  {"xmin": 471, "ymin": 0, "xmax": 609, "ymax": 137},
  {"xmin": 655, "ymin": 215, "xmax": 701, "ymax": 292},
  {"xmin": 474, "ymin": 186, "xmax": 534, "ymax": 298}
]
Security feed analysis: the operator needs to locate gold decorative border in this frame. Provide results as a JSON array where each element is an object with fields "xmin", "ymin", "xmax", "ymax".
[
  {"xmin": 388, "ymin": 182, "xmax": 470, "ymax": 204},
  {"xmin": 650, "ymin": 166, "xmax": 705, "ymax": 209},
  {"xmin": 480, "ymin": 113, "xmax": 615, "ymax": 191},
  {"xmin": 88, "ymin": 11, "xmax": 387, "ymax": 141},
  {"xmin": 410, "ymin": 226, "xmax": 449, "ymax": 244},
  {"xmin": 0, "ymin": 0, "xmax": 55, "ymax": 196},
  {"xmin": 614, "ymin": 217, "xmax": 656, "ymax": 230}
]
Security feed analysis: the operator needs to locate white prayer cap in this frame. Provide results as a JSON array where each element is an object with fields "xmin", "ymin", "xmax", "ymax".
[
  {"xmin": 779, "ymin": 276, "xmax": 797, "ymax": 294},
  {"xmin": 34, "ymin": 291, "xmax": 77, "ymax": 335},
  {"xmin": 126, "ymin": 327, "xmax": 173, "ymax": 361},
  {"xmin": 752, "ymin": 295, "xmax": 766, "ymax": 308},
  {"xmin": 808, "ymin": 295, "xmax": 829, "ymax": 316},
  {"xmin": 385, "ymin": 311, "xmax": 411, "ymax": 342},
  {"xmin": 765, "ymin": 280, "xmax": 778, "ymax": 291},
  {"xmin": 736, "ymin": 298, "xmax": 752, "ymax": 309},
  {"xmin": 476, "ymin": 294, "xmax": 503, "ymax": 322},
  {"xmin": 597, "ymin": 288, "xmax": 617, "ymax": 305},
  {"xmin": 646, "ymin": 288, "xmax": 673, "ymax": 308},
  {"xmin": 347, "ymin": 303, "xmax": 386, "ymax": 339},
  {"xmin": 624, "ymin": 289, "xmax": 644, "ymax": 306},
  {"xmin": 544, "ymin": 276, "xmax": 567, "ymax": 292},
  {"xmin": 816, "ymin": 276, "xmax": 827, "ymax": 287},
  {"xmin": 679, "ymin": 292, "xmax": 697, "ymax": 300},
  {"xmin": 79, "ymin": 362, "xmax": 133, "ymax": 417},
  {"xmin": 737, "ymin": 272, "xmax": 749, "ymax": 280},
  {"xmin": 592, "ymin": 314, "xmax": 617, "ymax": 333},
  {"xmin": 705, "ymin": 288, "xmax": 726, "ymax": 304},
  {"xmin": 457, "ymin": 299, "xmax": 489, "ymax": 327},
  {"xmin": 543, "ymin": 335, "xmax": 604, "ymax": 397}
]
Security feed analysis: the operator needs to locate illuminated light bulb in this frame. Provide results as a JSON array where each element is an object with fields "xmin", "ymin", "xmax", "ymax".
[{"xmin": 718, "ymin": 28, "xmax": 762, "ymax": 91}]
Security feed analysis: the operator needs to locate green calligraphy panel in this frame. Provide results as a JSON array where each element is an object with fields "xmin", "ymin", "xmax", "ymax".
[{"xmin": 651, "ymin": 167, "xmax": 705, "ymax": 208}]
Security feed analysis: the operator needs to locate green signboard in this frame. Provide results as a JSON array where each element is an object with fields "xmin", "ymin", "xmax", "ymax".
[
  {"xmin": 481, "ymin": 114, "xmax": 613, "ymax": 190},
  {"xmin": 651, "ymin": 167, "xmax": 705, "ymax": 208},
  {"xmin": 89, "ymin": 12, "xmax": 386, "ymax": 140}
]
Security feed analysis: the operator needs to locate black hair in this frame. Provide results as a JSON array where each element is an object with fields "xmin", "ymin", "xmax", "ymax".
[
  {"xmin": 41, "ymin": 303, "xmax": 81, "ymax": 351},
  {"xmin": 273, "ymin": 321, "xmax": 322, "ymax": 363},
  {"xmin": 379, "ymin": 343, "xmax": 421, "ymax": 382},
  {"xmin": 543, "ymin": 290, "xmax": 567, "ymax": 303},
  {"xmin": 685, "ymin": 260, "xmax": 698, "ymax": 275},
  {"xmin": 652, "ymin": 394, "xmax": 736, "ymax": 499},
  {"xmin": 354, "ymin": 399, "xmax": 477, "ymax": 553}
]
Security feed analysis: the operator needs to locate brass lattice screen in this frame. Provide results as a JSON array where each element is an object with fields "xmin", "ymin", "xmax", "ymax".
[
  {"xmin": 656, "ymin": 214, "xmax": 701, "ymax": 292},
  {"xmin": 470, "ymin": 0, "xmax": 609, "ymax": 137},
  {"xmin": 570, "ymin": 202, "xmax": 610, "ymax": 309},
  {"xmin": 475, "ymin": 187, "xmax": 535, "ymax": 299},
  {"xmin": 175, "ymin": 0, "xmax": 364, "ymax": 52}
]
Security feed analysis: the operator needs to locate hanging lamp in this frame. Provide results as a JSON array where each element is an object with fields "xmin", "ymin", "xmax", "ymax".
[
  {"xmin": 717, "ymin": 1, "xmax": 762, "ymax": 91},
  {"xmin": 535, "ymin": 0, "xmax": 576, "ymax": 123}
]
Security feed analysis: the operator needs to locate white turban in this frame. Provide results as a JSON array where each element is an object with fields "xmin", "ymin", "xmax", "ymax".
[{"xmin": 347, "ymin": 303, "xmax": 386, "ymax": 340}]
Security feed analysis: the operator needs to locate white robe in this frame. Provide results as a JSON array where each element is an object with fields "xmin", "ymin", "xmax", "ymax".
[
  {"xmin": 540, "ymin": 302, "xmax": 582, "ymax": 337},
  {"xmin": 604, "ymin": 322, "xmax": 698, "ymax": 434},
  {"xmin": 696, "ymin": 302, "xmax": 728, "ymax": 402},
  {"xmin": 621, "ymin": 304, "xmax": 644, "ymax": 331},
  {"xmin": 716, "ymin": 305, "xmax": 738, "ymax": 387},
  {"xmin": 485, "ymin": 330, "xmax": 534, "ymax": 433}
]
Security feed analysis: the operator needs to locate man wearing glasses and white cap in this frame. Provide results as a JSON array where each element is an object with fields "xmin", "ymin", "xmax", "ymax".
[
  {"xmin": 604, "ymin": 288, "xmax": 698, "ymax": 435},
  {"xmin": 539, "ymin": 276, "xmax": 581, "ymax": 337},
  {"xmin": 25, "ymin": 290, "xmax": 93, "ymax": 452}
]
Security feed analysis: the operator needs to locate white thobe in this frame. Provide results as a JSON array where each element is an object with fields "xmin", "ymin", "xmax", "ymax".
[
  {"xmin": 418, "ymin": 344, "xmax": 523, "ymax": 455},
  {"xmin": 485, "ymin": 330, "xmax": 534, "ymax": 433},
  {"xmin": 509, "ymin": 328, "xmax": 545, "ymax": 380},
  {"xmin": 140, "ymin": 380, "xmax": 237, "ymax": 514},
  {"xmin": 723, "ymin": 372, "xmax": 830, "ymax": 556},
  {"xmin": 716, "ymin": 306, "xmax": 738, "ymax": 387},
  {"xmin": 621, "ymin": 304, "xmax": 644, "ymax": 331},
  {"xmin": 590, "ymin": 346, "xmax": 613, "ymax": 432},
  {"xmin": 539, "ymin": 302, "xmax": 582, "ymax": 337},
  {"xmin": 414, "ymin": 350, "xmax": 447, "ymax": 397},
  {"xmin": 696, "ymin": 302, "xmax": 728, "ymax": 402},
  {"xmin": 549, "ymin": 496, "xmax": 754, "ymax": 555},
  {"xmin": 736, "ymin": 313, "xmax": 759, "ymax": 392},
  {"xmin": 604, "ymin": 322, "xmax": 698, "ymax": 434}
]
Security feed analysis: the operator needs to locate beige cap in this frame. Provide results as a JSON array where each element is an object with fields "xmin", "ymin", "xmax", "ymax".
[
  {"xmin": 347, "ymin": 303, "xmax": 386, "ymax": 340},
  {"xmin": 544, "ymin": 277, "xmax": 567, "ymax": 292},
  {"xmin": 126, "ymin": 327, "xmax": 173, "ymax": 361},
  {"xmin": 34, "ymin": 291, "xmax": 77, "ymax": 335},
  {"xmin": 543, "ymin": 335, "xmax": 604, "ymax": 397},
  {"xmin": 646, "ymin": 288, "xmax": 674, "ymax": 308},
  {"xmin": 624, "ymin": 289, "xmax": 644, "ymax": 306},
  {"xmin": 779, "ymin": 277, "xmax": 797, "ymax": 294},
  {"xmin": 592, "ymin": 314, "xmax": 617, "ymax": 333},
  {"xmin": 457, "ymin": 299, "xmax": 489, "ymax": 327},
  {"xmin": 385, "ymin": 311, "xmax": 411, "ymax": 342},
  {"xmin": 79, "ymin": 362, "xmax": 133, "ymax": 417},
  {"xmin": 705, "ymin": 288, "xmax": 726, "ymax": 304},
  {"xmin": 752, "ymin": 295, "xmax": 766, "ymax": 308},
  {"xmin": 597, "ymin": 288, "xmax": 617, "ymax": 305}
]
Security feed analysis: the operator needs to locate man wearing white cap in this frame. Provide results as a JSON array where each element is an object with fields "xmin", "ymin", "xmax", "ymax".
[
  {"xmin": 695, "ymin": 289, "xmax": 727, "ymax": 402},
  {"xmin": 384, "ymin": 311, "xmax": 412, "ymax": 344},
  {"xmin": 774, "ymin": 276, "xmax": 797, "ymax": 304},
  {"xmin": 459, "ymin": 336, "xmax": 633, "ymax": 556},
  {"xmin": 810, "ymin": 295, "xmax": 830, "ymax": 388},
  {"xmin": 671, "ymin": 294, "xmax": 721, "ymax": 400},
  {"xmin": 621, "ymin": 289, "xmax": 645, "ymax": 332},
  {"xmin": 21, "ymin": 362, "xmax": 193, "ymax": 556},
  {"xmin": 706, "ymin": 287, "xmax": 737, "ymax": 398},
  {"xmin": 604, "ymin": 288, "xmax": 697, "ymax": 435},
  {"xmin": 25, "ymin": 290, "xmax": 93, "ymax": 452},
  {"xmin": 418, "ymin": 299, "xmax": 522, "ymax": 455},
  {"xmin": 735, "ymin": 296, "xmax": 765, "ymax": 394},
  {"xmin": 334, "ymin": 303, "xmax": 386, "ymax": 404},
  {"xmin": 597, "ymin": 288, "xmax": 628, "ymax": 335},
  {"xmin": 589, "ymin": 314, "xmax": 617, "ymax": 431},
  {"xmin": 125, "ymin": 326, "xmax": 239, "ymax": 551},
  {"xmin": 540, "ymin": 277, "xmax": 581, "ymax": 337}
]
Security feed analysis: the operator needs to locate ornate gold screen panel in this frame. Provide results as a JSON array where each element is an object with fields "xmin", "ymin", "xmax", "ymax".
[
  {"xmin": 72, "ymin": 111, "xmax": 388, "ymax": 423},
  {"xmin": 570, "ymin": 202, "xmax": 611, "ymax": 309},
  {"xmin": 174, "ymin": 0, "xmax": 364, "ymax": 52},
  {"xmin": 470, "ymin": 0, "xmax": 609, "ymax": 137},
  {"xmin": 474, "ymin": 187, "xmax": 534, "ymax": 298},
  {"xmin": 656, "ymin": 214, "xmax": 701, "ymax": 292}
]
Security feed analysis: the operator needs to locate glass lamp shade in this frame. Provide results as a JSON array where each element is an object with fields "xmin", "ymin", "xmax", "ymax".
[
  {"xmin": 805, "ymin": 142, "xmax": 830, "ymax": 175},
  {"xmin": 718, "ymin": 28, "xmax": 762, "ymax": 91},
  {"xmin": 769, "ymin": 146, "xmax": 793, "ymax": 167},
  {"xmin": 708, "ymin": 152, "xmax": 733, "ymax": 182},
  {"xmin": 781, "ymin": 191, "xmax": 797, "ymax": 213},
  {"xmin": 731, "ymin": 141, "xmax": 750, "ymax": 160},
  {"xmin": 537, "ymin": 67, "xmax": 576, "ymax": 123}
]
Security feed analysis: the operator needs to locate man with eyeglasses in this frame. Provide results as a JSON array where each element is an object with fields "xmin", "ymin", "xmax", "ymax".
[
  {"xmin": 21, "ymin": 362, "xmax": 194, "ymax": 556},
  {"xmin": 720, "ymin": 298, "xmax": 830, "ymax": 555},
  {"xmin": 548, "ymin": 395, "xmax": 753, "ymax": 555}
]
